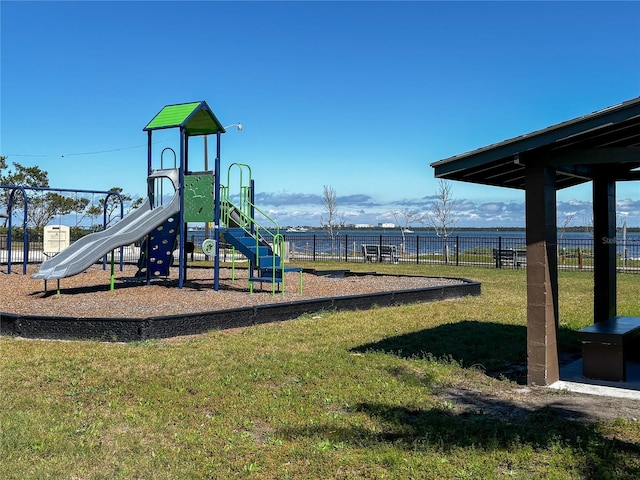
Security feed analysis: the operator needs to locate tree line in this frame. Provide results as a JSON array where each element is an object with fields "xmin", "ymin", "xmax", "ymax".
[
  {"xmin": 321, "ymin": 179, "xmax": 458, "ymax": 240},
  {"xmin": 0, "ymin": 156, "xmax": 142, "ymax": 231},
  {"xmin": 319, "ymin": 180, "xmax": 459, "ymax": 260}
]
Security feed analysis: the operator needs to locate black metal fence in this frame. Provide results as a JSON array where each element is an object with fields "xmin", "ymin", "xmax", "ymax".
[
  {"xmin": 2, "ymin": 232, "xmax": 639, "ymax": 273},
  {"xmin": 283, "ymin": 233, "xmax": 640, "ymax": 272}
]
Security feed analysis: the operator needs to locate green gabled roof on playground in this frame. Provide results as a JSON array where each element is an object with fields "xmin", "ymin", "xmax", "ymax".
[{"xmin": 143, "ymin": 101, "xmax": 226, "ymax": 135}]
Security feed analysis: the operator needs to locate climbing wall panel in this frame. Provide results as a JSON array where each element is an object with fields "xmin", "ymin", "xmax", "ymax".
[
  {"xmin": 184, "ymin": 173, "xmax": 214, "ymax": 222},
  {"xmin": 136, "ymin": 213, "xmax": 180, "ymax": 278}
]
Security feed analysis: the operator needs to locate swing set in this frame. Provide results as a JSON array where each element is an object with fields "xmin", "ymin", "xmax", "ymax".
[{"xmin": 0, "ymin": 185, "xmax": 123, "ymax": 274}]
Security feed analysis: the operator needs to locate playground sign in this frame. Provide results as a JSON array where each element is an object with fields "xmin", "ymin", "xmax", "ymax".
[{"xmin": 43, "ymin": 225, "xmax": 70, "ymax": 255}]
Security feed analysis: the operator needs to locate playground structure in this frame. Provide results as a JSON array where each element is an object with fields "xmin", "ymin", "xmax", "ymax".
[{"xmin": 12, "ymin": 101, "xmax": 301, "ymax": 294}]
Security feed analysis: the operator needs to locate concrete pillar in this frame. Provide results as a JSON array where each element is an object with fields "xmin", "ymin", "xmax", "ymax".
[{"xmin": 525, "ymin": 164, "xmax": 559, "ymax": 385}]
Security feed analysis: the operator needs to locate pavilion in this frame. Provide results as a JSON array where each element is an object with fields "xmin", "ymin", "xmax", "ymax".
[{"xmin": 431, "ymin": 97, "xmax": 640, "ymax": 385}]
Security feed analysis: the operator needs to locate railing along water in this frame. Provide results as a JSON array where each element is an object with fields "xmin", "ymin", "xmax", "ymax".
[{"xmin": 3, "ymin": 231, "xmax": 639, "ymax": 273}]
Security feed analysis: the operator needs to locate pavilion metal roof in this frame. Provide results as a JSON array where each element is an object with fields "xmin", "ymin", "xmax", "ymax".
[{"xmin": 431, "ymin": 97, "xmax": 640, "ymax": 190}]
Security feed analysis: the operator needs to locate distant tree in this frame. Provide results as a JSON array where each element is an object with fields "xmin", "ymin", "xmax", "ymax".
[
  {"xmin": 426, "ymin": 180, "xmax": 458, "ymax": 263},
  {"xmin": 86, "ymin": 203, "xmax": 104, "ymax": 231},
  {"xmin": 427, "ymin": 180, "xmax": 457, "ymax": 239},
  {"xmin": 320, "ymin": 185, "xmax": 339, "ymax": 254},
  {"xmin": 27, "ymin": 192, "xmax": 57, "ymax": 230},
  {"xmin": 392, "ymin": 207, "xmax": 426, "ymax": 254},
  {"xmin": 1, "ymin": 161, "xmax": 49, "ymax": 189},
  {"xmin": 0, "ymin": 160, "xmax": 50, "ymax": 228},
  {"xmin": 63, "ymin": 195, "xmax": 91, "ymax": 228},
  {"xmin": 1, "ymin": 159, "xmax": 142, "ymax": 231},
  {"xmin": 91, "ymin": 187, "xmax": 143, "ymax": 228},
  {"xmin": 559, "ymin": 211, "xmax": 576, "ymax": 239}
]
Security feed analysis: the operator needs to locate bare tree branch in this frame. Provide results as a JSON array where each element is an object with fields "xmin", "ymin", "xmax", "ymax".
[
  {"xmin": 426, "ymin": 180, "xmax": 458, "ymax": 263},
  {"xmin": 392, "ymin": 207, "xmax": 426, "ymax": 254},
  {"xmin": 427, "ymin": 180, "xmax": 457, "ymax": 239},
  {"xmin": 320, "ymin": 185, "xmax": 339, "ymax": 253}
]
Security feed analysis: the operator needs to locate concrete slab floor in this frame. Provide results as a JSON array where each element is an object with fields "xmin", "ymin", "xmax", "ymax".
[{"xmin": 550, "ymin": 359, "xmax": 640, "ymax": 400}]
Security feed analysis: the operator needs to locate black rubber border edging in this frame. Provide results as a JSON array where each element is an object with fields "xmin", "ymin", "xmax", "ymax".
[{"xmin": 0, "ymin": 272, "xmax": 480, "ymax": 342}]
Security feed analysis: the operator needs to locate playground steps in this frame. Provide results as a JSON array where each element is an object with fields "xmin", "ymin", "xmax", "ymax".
[{"xmin": 222, "ymin": 227, "xmax": 302, "ymax": 293}]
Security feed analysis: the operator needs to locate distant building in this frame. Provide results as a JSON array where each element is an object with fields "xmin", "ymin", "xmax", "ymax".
[
  {"xmin": 379, "ymin": 222, "xmax": 395, "ymax": 229},
  {"xmin": 354, "ymin": 223, "xmax": 373, "ymax": 229}
]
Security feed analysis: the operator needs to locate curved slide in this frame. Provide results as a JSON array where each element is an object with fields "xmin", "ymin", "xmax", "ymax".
[{"xmin": 31, "ymin": 193, "xmax": 180, "ymax": 280}]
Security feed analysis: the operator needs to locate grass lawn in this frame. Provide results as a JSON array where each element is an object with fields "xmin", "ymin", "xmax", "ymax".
[{"xmin": 1, "ymin": 263, "xmax": 640, "ymax": 479}]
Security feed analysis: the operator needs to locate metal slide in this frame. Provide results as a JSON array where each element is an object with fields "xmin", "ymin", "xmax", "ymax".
[{"xmin": 31, "ymin": 192, "xmax": 180, "ymax": 280}]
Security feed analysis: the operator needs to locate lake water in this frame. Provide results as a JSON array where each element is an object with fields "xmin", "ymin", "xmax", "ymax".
[{"xmin": 187, "ymin": 228, "xmax": 640, "ymax": 258}]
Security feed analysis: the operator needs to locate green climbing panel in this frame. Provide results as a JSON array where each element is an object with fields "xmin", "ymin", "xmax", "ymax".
[{"xmin": 184, "ymin": 173, "xmax": 214, "ymax": 222}]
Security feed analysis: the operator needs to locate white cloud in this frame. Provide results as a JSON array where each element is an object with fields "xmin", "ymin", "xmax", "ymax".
[{"xmin": 245, "ymin": 188, "xmax": 640, "ymax": 228}]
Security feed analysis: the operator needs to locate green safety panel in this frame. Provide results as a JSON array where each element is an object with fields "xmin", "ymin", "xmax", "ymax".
[
  {"xmin": 143, "ymin": 101, "xmax": 225, "ymax": 135},
  {"xmin": 184, "ymin": 174, "xmax": 214, "ymax": 222}
]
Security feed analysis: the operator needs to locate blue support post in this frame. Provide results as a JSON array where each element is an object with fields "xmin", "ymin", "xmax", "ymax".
[
  {"xmin": 147, "ymin": 131, "xmax": 153, "ymax": 177},
  {"xmin": 213, "ymin": 131, "xmax": 222, "ymax": 291},
  {"xmin": 146, "ymin": 130, "xmax": 153, "ymax": 285},
  {"xmin": 6, "ymin": 187, "xmax": 28, "ymax": 274},
  {"xmin": 178, "ymin": 128, "xmax": 186, "ymax": 289}
]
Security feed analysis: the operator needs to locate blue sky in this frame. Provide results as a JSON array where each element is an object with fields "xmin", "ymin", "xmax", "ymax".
[{"xmin": 2, "ymin": 1, "xmax": 639, "ymax": 227}]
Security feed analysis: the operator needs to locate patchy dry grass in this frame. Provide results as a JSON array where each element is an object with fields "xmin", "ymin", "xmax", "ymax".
[{"xmin": 1, "ymin": 263, "xmax": 640, "ymax": 479}]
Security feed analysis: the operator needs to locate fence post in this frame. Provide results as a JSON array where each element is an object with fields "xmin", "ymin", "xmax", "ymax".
[
  {"xmin": 416, "ymin": 235, "xmax": 420, "ymax": 265},
  {"xmin": 578, "ymin": 247, "xmax": 583, "ymax": 270},
  {"xmin": 313, "ymin": 235, "xmax": 316, "ymax": 262},
  {"xmin": 345, "ymin": 234, "xmax": 348, "ymax": 262},
  {"xmin": 496, "ymin": 236, "xmax": 502, "ymax": 269},
  {"xmin": 455, "ymin": 235, "xmax": 459, "ymax": 266}
]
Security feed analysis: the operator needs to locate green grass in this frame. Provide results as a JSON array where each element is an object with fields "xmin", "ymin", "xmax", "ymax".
[{"xmin": 1, "ymin": 263, "xmax": 640, "ymax": 479}]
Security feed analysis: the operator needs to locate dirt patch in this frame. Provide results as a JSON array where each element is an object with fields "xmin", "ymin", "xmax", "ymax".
[{"xmin": 438, "ymin": 384, "xmax": 640, "ymax": 424}]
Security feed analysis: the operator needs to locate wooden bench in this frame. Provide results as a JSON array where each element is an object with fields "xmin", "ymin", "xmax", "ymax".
[
  {"xmin": 379, "ymin": 245, "xmax": 399, "ymax": 264},
  {"xmin": 361, "ymin": 244, "xmax": 379, "ymax": 262},
  {"xmin": 577, "ymin": 316, "xmax": 640, "ymax": 382},
  {"xmin": 361, "ymin": 244, "xmax": 399, "ymax": 264},
  {"xmin": 493, "ymin": 248, "xmax": 526, "ymax": 269}
]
